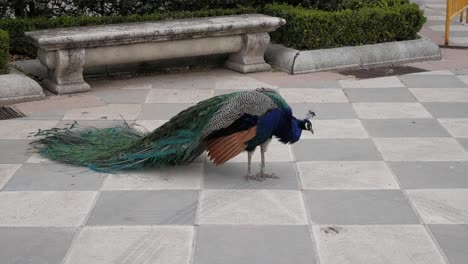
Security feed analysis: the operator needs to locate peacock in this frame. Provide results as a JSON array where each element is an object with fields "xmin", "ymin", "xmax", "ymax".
[{"xmin": 31, "ymin": 88, "xmax": 314, "ymax": 180}]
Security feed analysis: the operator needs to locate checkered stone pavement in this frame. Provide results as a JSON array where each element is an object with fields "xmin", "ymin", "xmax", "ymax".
[{"xmin": 1, "ymin": 68, "xmax": 468, "ymax": 264}]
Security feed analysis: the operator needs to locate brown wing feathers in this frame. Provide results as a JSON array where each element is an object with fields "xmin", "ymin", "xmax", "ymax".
[{"xmin": 206, "ymin": 127, "xmax": 257, "ymax": 165}]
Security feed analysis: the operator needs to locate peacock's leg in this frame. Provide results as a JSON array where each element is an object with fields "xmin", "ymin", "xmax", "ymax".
[
  {"xmin": 258, "ymin": 139, "xmax": 279, "ymax": 179},
  {"xmin": 245, "ymin": 150, "xmax": 262, "ymax": 181}
]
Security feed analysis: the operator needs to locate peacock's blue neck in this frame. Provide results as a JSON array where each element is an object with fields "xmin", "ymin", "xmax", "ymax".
[{"xmin": 289, "ymin": 118, "xmax": 303, "ymax": 143}]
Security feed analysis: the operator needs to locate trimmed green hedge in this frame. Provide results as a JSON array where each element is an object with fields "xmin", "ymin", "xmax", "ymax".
[
  {"xmin": 263, "ymin": 2, "xmax": 425, "ymax": 50},
  {"xmin": 0, "ymin": 7, "xmax": 256, "ymax": 57},
  {"xmin": 0, "ymin": 1, "xmax": 426, "ymax": 58},
  {"xmin": 0, "ymin": 30, "xmax": 8, "ymax": 74}
]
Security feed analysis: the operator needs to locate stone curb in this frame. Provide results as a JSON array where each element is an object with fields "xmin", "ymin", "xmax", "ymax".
[
  {"xmin": 265, "ymin": 38, "xmax": 442, "ymax": 74},
  {"xmin": 0, "ymin": 69, "xmax": 45, "ymax": 106}
]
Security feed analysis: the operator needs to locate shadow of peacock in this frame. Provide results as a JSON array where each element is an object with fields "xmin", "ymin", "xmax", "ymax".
[{"xmin": 31, "ymin": 88, "xmax": 315, "ymax": 181}]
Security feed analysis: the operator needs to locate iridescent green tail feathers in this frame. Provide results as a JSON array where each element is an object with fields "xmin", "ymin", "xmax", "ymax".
[{"xmin": 31, "ymin": 93, "xmax": 235, "ymax": 173}]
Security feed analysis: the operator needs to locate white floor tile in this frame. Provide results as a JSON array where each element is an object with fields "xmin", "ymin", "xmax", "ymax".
[
  {"xmin": 215, "ymin": 76, "xmax": 275, "ymax": 89},
  {"xmin": 314, "ymin": 225, "xmax": 446, "ymax": 264},
  {"xmin": 302, "ymin": 119, "xmax": 368, "ymax": 139},
  {"xmin": 0, "ymin": 191, "xmax": 97, "ymax": 226},
  {"xmin": 374, "ymin": 138, "xmax": 468, "ymax": 161},
  {"xmin": 134, "ymin": 120, "xmax": 168, "ymax": 132},
  {"xmin": 408, "ymin": 189, "xmax": 468, "ymax": 224},
  {"xmin": 64, "ymin": 226, "xmax": 194, "ymax": 264},
  {"xmin": 280, "ymin": 88, "xmax": 348, "ymax": 103},
  {"xmin": 145, "ymin": 89, "xmax": 214, "ymax": 103},
  {"xmin": 63, "ymin": 104, "xmax": 141, "ymax": 120},
  {"xmin": 0, "ymin": 120, "xmax": 59, "ymax": 139},
  {"xmin": 353, "ymin": 103, "xmax": 432, "ymax": 119},
  {"xmin": 298, "ymin": 161, "xmax": 399, "ymax": 189},
  {"xmin": 410, "ymin": 88, "xmax": 468, "ymax": 102},
  {"xmin": 438, "ymin": 118, "xmax": 468, "ymax": 137}
]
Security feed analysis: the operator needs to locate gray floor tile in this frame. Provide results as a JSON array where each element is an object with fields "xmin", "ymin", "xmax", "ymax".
[
  {"xmin": 293, "ymin": 139, "xmax": 382, "ymax": 161},
  {"xmin": 340, "ymin": 76, "xmax": 405, "ymax": 88},
  {"xmin": 87, "ymin": 190, "xmax": 198, "ymax": 225},
  {"xmin": 424, "ymin": 103, "xmax": 468, "ymax": 117},
  {"xmin": 344, "ymin": 88, "xmax": 416, "ymax": 102},
  {"xmin": 291, "ymin": 103, "xmax": 356, "ymax": 119},
  {"xmin": 198, "ymin": 190, "xmax": 307, "ymax": 225},
  {"xmin": 399, "ymin": 75, "xmax": 468, "ymax": 88},
  {"xmin": 0, "ymin": 140, "xmax": 32, "ymax": 164},
  {"xmin": 452, "ymin": 68, "xmax": 468, "ymax": 75},
  {"xmin": 448, "ymin": 31, "xmax": 468, "ymax": 38},
  {"xmin": 3, "ymin": 163, "xmax": 107, "ymax": 191},
  {"xmin": 0, "ymin": 227, "xmax": 76, "ymax": 264},
  {"xmin": 362, "ymin": 119, "xmax": 450, "ymax": 137},
  {"xmin": 304, "ymin": 190, "xmax": 419, "ymax": 224},
  {"xmin": 0, "ymin": 164, "xmax": 21, "ymax": 190},
  {"xmin": 458, "ymin": 138, "xmax": 468, "ymax": 150},
  {"xmin": 204, "ymin": 162, "xmax": 299, "ymax": 189},
  {"xmin": 193, "ymin": 225, "xmax": 316, "ymax": 264},
  {"xmin": 430, "ymin": 224, "xmax": 468, "ymax": 264},
  {"xmin": 390, "ymin": 161, "xmax": 468, "ymax": 189},
  {"xmin": 91, "ymin": 89, "xmax": 149, "ymax": 104},
  {"xmin": 139, "ymin": 103, "xmax": 194, "ymax": 119}
]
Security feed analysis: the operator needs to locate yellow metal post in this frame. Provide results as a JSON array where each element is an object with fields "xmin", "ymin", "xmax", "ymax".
[
  {"xmin": 446, "ymin": 0, "xmax": 468, "ymax": 44},
  {"xmin": 446, "ymin": 0, "xmax": 452, "ymax": 45}
]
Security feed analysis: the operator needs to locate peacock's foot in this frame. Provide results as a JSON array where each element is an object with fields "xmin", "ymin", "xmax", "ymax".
[
  {"xmin": 257, "ymin": 171, "xmax": 280, "ymax": 179},
  {"xmin": 245, "ymin": 174, "xmax": 264, "ymax": 181}
]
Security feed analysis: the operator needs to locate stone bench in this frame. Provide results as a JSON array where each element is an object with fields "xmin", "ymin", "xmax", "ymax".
[{"xmin": 25, "ymin": 14, "xmax": 286, "ymax": 94}]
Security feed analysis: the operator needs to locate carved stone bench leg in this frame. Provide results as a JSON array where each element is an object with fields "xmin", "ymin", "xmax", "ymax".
[
  {"xmin": 225, "ymin": 32, "xmax": 272, "ymax": 73},
  {"xmin": 38, "ymin": 48, "xmax": 91, "ymax": 94}
]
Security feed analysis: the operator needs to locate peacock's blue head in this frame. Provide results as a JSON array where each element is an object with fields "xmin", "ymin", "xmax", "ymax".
[{"xmin": 299, "ymin": 119, "xmax": 314, "ymax": 134}]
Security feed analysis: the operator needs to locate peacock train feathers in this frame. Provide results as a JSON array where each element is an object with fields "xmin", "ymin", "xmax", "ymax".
[{"xmin": 31, "ymin": 88, "xmax": 314, "ymax": 178}]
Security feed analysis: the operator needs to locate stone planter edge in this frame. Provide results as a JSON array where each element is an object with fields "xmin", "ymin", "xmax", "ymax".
[{"xmin": 264, "ymin": 37, "xmax": 442, "ymax": 74}]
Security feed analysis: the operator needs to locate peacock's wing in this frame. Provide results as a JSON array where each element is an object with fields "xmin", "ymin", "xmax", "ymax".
[{"xmin": 202, "ymin": 90, "xmax": 281, "ymax": 165}]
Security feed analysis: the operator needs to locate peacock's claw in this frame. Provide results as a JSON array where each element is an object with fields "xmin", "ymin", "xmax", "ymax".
[
  {"xmin": 245, "ymin": 174, "xmax": 264, "ymax": 181},
  {"xmin": 257, "ymin": 172, "xmax": 280, "ymax": 179}
]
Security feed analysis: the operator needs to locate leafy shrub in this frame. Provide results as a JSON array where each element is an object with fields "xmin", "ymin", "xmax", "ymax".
[
  {"xmin": 337, "ymin": 0, "xmax": 410, "ymax": 10},
  {"xmin": 263, "ymin": 2, "xmax": 425, "ymax": 50},
  {"xmin": 0, "ymin": 30, "xmax": 8, "ymax": 74},
  {"xmin": 1, "ymin": 0, "xmax": 310, "ymax": 18},
  {"xmin": 0, "ymin": 7, "xmax": 256, "ymax": 57},
  {"xmin": 0, "ymin": 0, "xmax": 355, "ymax": 18}
]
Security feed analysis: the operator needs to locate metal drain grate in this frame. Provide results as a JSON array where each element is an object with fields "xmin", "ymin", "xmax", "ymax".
[
  {"xmin": 340, "ymin": 66, "xmax": 428, "ymax": 79},
  {"xmin": 0, "ymin": 106, "xmax": 27, "ymax": 120}
]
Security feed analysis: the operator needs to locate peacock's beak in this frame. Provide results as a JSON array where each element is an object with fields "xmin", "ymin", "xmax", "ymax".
[{"xmin": 310, "ymin": 128, "xmax": 314, "ymax": 134}]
